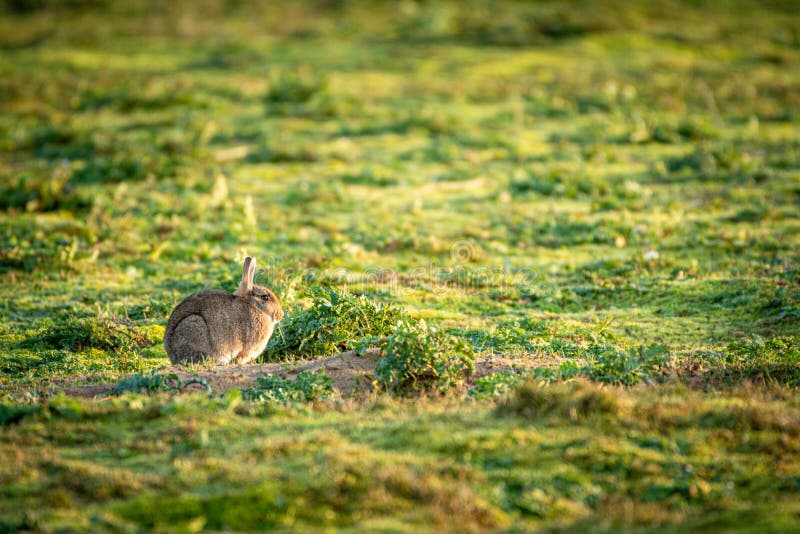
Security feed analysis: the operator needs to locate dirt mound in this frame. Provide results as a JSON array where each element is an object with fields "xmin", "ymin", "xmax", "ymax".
[
  {"xmin": 47, "ymin": 350, "xmax": 558, "ymax": 399},
  {"xmin": 285, "ymin": 349, "xmax": 383, "ymax": 395},
  {"xmin": 52, "ymin": 349, "xmax": 383, "ymax": 398}
]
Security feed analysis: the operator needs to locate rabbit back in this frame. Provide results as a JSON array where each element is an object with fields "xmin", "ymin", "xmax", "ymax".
[
  {"xmin": 165, "ymin": 289, "xmax": 269, "ymax": 364},
  {"xmin": 166, "ymin": 313, "xmax": 214, "ymax": 364}
]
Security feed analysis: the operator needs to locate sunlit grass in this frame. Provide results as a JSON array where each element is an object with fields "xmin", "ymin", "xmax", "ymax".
[{"xmin": 1, "ymin": 0, "xmax": 799, "ymax": 530}]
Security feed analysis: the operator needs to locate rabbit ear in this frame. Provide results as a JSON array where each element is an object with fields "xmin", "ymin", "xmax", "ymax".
[
  {"xmin": 247, "ymin": 257, "xmax": 257, "ymax": 285},
  {"xmin": 237, "ymin": 257, "xmax": 255, "ymax": 295}
]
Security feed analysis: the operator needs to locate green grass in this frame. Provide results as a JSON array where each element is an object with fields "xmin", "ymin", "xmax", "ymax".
[
  {"xmin": 1, "ymin": 0, "xmax": 799, "ymax": 530},
  {"xmin": 241, "ymin": 371, "xmax": 335, "ymax": 403},
  {"xmin": 2, "ymin": 383, "xmax": 799, "ymax": 532},
  {"xmin": 267, "ymin": 286, "xmax": 403, "ymax": 359}
]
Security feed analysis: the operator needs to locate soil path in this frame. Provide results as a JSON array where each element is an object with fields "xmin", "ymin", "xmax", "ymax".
[{"xmin": 50, "ymin": 350, "xmax": 560, "ymax": 399}]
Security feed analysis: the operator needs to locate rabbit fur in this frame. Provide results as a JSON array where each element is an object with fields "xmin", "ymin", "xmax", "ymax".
[{"xmin": 164, "ymin": 257, "xmax": 283, "ymax": 365}]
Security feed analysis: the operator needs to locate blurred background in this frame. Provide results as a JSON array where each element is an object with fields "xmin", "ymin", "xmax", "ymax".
[
  {"xmin": 2, "ymin": 5, "xmax": 800, "ymax": 531},
  {"xmin": 1, "ymin": 0, "xmax": 798, "ymax": 343}
]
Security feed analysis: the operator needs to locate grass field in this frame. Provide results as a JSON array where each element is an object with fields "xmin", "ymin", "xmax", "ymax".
[{"xmin": 1, "ymin": 0, "xmax": 799, "ymax": 531}]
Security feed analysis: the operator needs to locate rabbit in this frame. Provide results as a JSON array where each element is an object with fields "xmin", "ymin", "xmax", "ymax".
[{"xmin": 164, "ymin": 257, "xmax": 283, "ymax": 365}]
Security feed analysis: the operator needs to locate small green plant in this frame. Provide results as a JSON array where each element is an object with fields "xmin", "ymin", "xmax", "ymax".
[
  {"xmin": 726, "ymin": 336, "xmax": 799, "ymax": 364},
  {"xmin": 367, "ymin": 318, "xmax": 475, "ymax": 395},
  {"xmin": 459, "ymin": 317, "xmax": 552, "ymax": 353},
  {"xmin": 581, "ymin": 343, "xmax": 670, "ymax": 385},
  {"xmin": 112, "ymin": 370, "xmax": 211, "ymax": 395},
  {"xmin": 240, "ymin": 371, "xmax": 335, "ymax": 403},
  {"xmin": 548, "ymin": 343, "xmax": 669, "ymax": 385},
  {"xmin": 471, "ymin": 368, "xmax": 534, "ymax": 398},
  {"xmin": 266, "ymin": 287, "xmax": 402, "ymax": 359}
]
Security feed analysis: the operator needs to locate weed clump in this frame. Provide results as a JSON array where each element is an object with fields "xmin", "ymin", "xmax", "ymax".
[
  {"xmin": 366, "ymin": 318, "xmax": 475, "ymax": 395},
  {"xmin": 266, "ymin": 287, "xmax": 401, "ymax": 359},
  {"xmin": 241, "ymin": 371, "xmax": 335, "ymax": 403},
  {"xmin": 459, "ymin": 317, "xmax": 552, "ymax": 353},
  {"xmin": 264, "ymin": 70, "xmax": 328, "ymax": 105},
  {"xmin": 268, "ymin": 286, "xmax": 474, "ymax": 394},
  {"xmin": 15, "ymin": 123, "xmax": 95, "ymax": 161},
  {"xmin": 113, "ymin": 371, "xmax": 211, "ymax": 395},
  {"xmin": 509, "ymin": 170, "xmax": 636, "ymax": 202},
  {"xmin": 0, "ymin": 216, "xmax": 100, "ymax": 273},
  {"xmin": 22, "ymin": 316, "xmax": 153, "ymax": 353},
  {"xmin": 15, "ymin": 316, "xmax": 160, "ymax": 375},
  {"xmin": 471, "ymin": 366, "xmax": 596, "ymax": 398},
  {"xmin": 683, "ymin": 336, "xmax": 800, "ymax": 387},
  {"xmin": 69, "ymin": 156, "xmax": 149, "ymax": 184},
  {"xmin": 498, "ymin": 379, "xmax": 618, "ymax": 420},
  {"xmin": 569, "ymin": 343, "xmax": 670, "ymax": 386},
  {"xmin": 623, "ymin": 116, "xmax": 719, "ymax": 144},
  {"xmin": 0, "ymin": 168, "xmax": 92, "ymax": 213},
  {"xmin": 471, "ymin": 368, "xmax": 534, "ymax": 398},
  {"xmin": 398, "ymin": 2, "xmax": 634, "ymax": 46},
  {"xmin": 0, "ymin": 403, "xmax": 42, "ymax": 426},
  {"xmin": 471, "ymin": 342, "xmax": 670, "ymax": 396},
  {"xmin": 532, "ymin": 343, "xmax": 670, "ymax": 386},
  {"xmin": 662, "ymin": 144, "xmax": 771, "ymax": 183}
]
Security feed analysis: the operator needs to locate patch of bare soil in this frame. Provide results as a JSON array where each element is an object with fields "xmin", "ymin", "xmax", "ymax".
[
  {"xmin": 47, "ymin": 349, "xmax": 562, "ymax": 399},
  {"xmin": 469, "ymin": 352, "xmax": 564, "ymax": 382}
]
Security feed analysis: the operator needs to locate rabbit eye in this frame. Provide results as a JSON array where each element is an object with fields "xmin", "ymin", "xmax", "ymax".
[{"xmin": 260, "ymin": 294, "xmax": 270, "ymax": 301}]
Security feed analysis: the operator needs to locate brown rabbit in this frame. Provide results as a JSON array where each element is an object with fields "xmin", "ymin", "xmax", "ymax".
[{"xmin": 164, "ymin": 257, "xmax": 283, "ymax": 365}]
